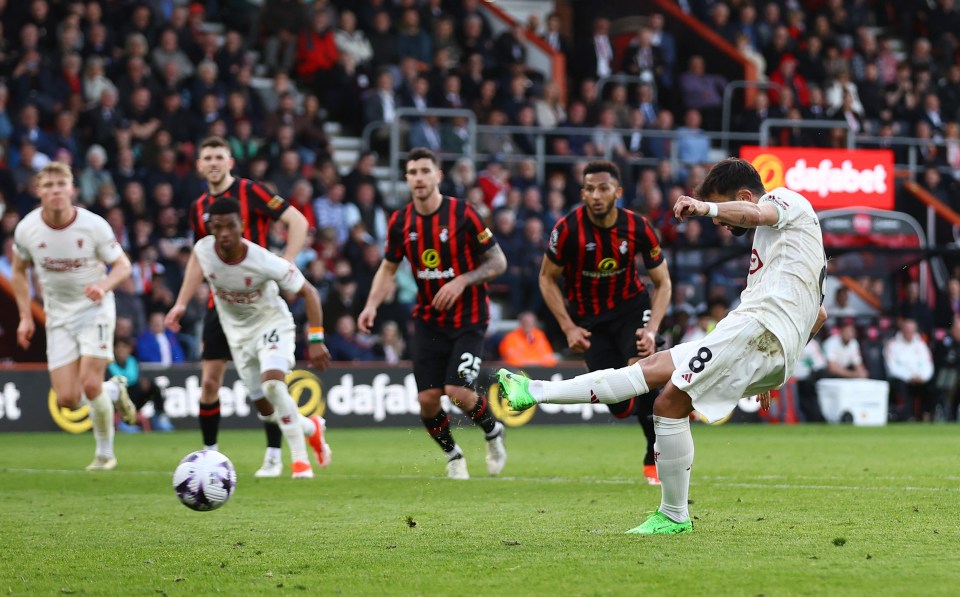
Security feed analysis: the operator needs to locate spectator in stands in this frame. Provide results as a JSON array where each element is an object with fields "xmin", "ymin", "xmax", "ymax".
[
  {"xmin": 313, "ymin": 182, "xmax": 349, "ymax": 245},
  {"xmin": 335, "ymin": 9, "xmax": 373, "ymax": 69},
  {"xmin": 499, "ymin": 311, "xmax": 558, "ymax": 367},
  {"xmin": 111, "ymin": 336, "xmax": 175, "ymax": 433},
  {"xmin": 409, "ymin": 114, "xmax": 443, "ymax": 152},
  {"xmin": 795, "ymin": 336, "xmax": 827, "ymax": 422},
  {"xmin": 345, "ymin": 181, "xmax": 388, "ymax": 246},
  {"xmin": 136, "ymin": 311, "xmax": 186, "ymax": 366},
  {"xmin": 823, "ymin": 318, "xmax": 870, "ymax": 379},
  {"xmin": 679, "ymin": 55, "xmax": 726, "ymax": 129},
  {"xmin": 296, "ymin": 10, "xmax": 340, "ymax": 96},
  {"xmin": 578, "ymin": 17, "xmax": 613, "ymax": 81},
  {"xmin": 541, "ymin": 12, "xmax": 571, "ymax": 60},
  {"xmin": 936, "ymin": 278, "xmax": 960, "ymax": 328},
  {"xmin": 934, "ymin": 317, "xmax": 960, "ymax": 421},
  {"xmin": 676, "ymin": 109, "xmax": 711, "ymax": 168},
  {"xmin": 642, "ymin": 109, "xmax": 674, "ymax": 160},
  {"xmin": 899, "ymin": 280, "xmax": 935, "ymax": 335},
  {"xmin": 885, "ymin": 317, "xmax": 935, "ymax": 421},
  {"xmin": 326, "ymin": 313, "xmax": 376, "ymax": 361},
  {"xmin": 396, "ymin": 8, "xmax": 432, "ymax": 67},
  {"xmin": 373, "ymin": 320, "xmax": 408, "ymax": 364},
  {"xmin": 259, "ymin": 0, "xmax": 306, "ymax": 76}
]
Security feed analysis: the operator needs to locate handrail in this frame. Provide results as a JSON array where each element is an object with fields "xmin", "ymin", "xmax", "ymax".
[
  {"xmin": 389, "ymin": 107, "xmax": 477, "ymax": 204},
  {"xmin": 759, "ymin": 118, "xmax": 854, "ymax": 148},
  {"xmin": 837, "ymin": 275, "xmax": 883, "ymax": 311},
  {"xmin": 0, "ymin": 274, "xmax": 46, "ymax": 325},
  {"xmin": 903, "ymin": 181, "xmax": 960, "ymax": 228},
  {"xmin": 479, "ymin": 0, "xmax": 568, "ymax": 105},
  {"xmin": 721, "ymin": 80, "xmax": 782, "ymax": 154},
  {"xmin": 650, "ymin": 0, "xmax": 757, "ymax": 106}
]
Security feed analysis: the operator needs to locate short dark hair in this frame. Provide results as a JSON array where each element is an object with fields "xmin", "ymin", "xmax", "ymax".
[
  {"xmin": 696, "ymin": 157, "xmax": 765, "ymax": 199},
  {"xmin": 583, "ymin": 160, "xmax": 621, "ymax": 184},
  {"xmin": 199, "ymin": 136, "xmax": 231, "ymax": 153},
  {"xmin": 406, "ymin": 147, "xmax": 439, "ymax": 168},
  {"xmin": 208, "ymin": 197, "xmax": 241, "ymax": 217}
]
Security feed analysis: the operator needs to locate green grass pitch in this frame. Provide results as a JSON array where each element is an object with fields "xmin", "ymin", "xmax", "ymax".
[{"xmin": 1, "ymin": 423, "xmax": 959, "ymax": 596}]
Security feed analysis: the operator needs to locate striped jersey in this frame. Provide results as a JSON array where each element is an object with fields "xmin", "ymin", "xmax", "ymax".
[
  {"xmin": 546, "ymin": 206, "xmax": 664, "ymax": 323},
  {"xmin": 189, "ymin": 177, "xmax": 288, "ymax": 246},
  {"xmin": 384, "ymin": 196, "xmax": 498, "ymax": 329}
]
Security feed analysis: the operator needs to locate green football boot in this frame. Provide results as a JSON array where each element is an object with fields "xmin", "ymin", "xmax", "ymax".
[
  {"xmin": 495, "ymin": 368, "xmax": 537, "ymax": 411},
  {"xmin": 625, "ymin": 511, "xmax": 693, "ymax": 535}
]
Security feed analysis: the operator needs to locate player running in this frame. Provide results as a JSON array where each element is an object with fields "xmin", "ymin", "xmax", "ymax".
[
  {"xmin": 188, "ymin": 136, "xmax": 309, "ymax": 477},
  {"xmin": 166, "ymin": 198, "xmax": 331, "ymax": 479},
  {"xmin": 12, "ymin": 162, "xmax": 138, "ymax": 471},
  {"xmin": 358, "ymin": 147, "xmax": 508, "ymax": 479},
  {"xmin": 498, "ymin": 158, "xmax": 828, "ymax": 533}
]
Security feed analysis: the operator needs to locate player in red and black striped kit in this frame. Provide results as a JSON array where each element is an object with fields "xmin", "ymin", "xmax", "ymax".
[
  {"xmin": 180, "ymin": 136, "xmax": 310, "ymax": 477},
  {"xmin": 358, "ymin": 148, "xmax": 508, "ymax": 479},
  {"xmin": 540, "ymin": 160, "xmax": 672, "ymax": 485}
]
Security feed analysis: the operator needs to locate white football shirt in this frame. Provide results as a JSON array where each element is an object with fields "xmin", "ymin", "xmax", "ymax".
[
  {"xmin": 734, "ymin": 187, "xmax": 826, "ymax": 377},
  {"xmin": 193, "ymin": 236, "xmax": 305, "ymax": 346},
  {"xmin": 13, "ymin": 207, "xmax": 124, "ymax": 327}
]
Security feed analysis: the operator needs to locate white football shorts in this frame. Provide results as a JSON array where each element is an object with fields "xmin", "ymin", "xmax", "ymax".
[
  {"xmin": 230, "ymin": 321, "xmax": 296, "ymax": 395},
  {"xmin": 669, "ymin": 312, "xmax": 786, "ymax": 422},
  {"xmin": 47, "ymin": 300, "xmax": 116, "ymax": 370}
]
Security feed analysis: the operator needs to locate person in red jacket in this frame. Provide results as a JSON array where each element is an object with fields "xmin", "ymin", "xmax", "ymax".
[
  {"xmin": 296, "ymin": 11, "xmax": 339, "ymax": 92},
  {"xmin": 769, "ymin": 54, "xmax": 810, "ymax": 107}
]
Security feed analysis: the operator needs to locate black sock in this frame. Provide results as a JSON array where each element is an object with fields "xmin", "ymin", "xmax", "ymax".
[
  {"xmin": 198, "ymin": 400, "xmax": 221, "ymax": 447},
  {"xmin": 636, "ymin": 392, "xmax": 657, "ymax": 465},
  {"xmin": 422, "ymin": 410, "xmax": 457, "ymax": 453},
  {"xmin": 467, "ymin": 394, "xmax": 498, "ymax": 435},
  {"xmin": 607, "ymin": 397, "xmax": 636, "ymax": 419},
  {"xmin": 264, "ymin": 421, "xmax": 282, "ymax": 449}
]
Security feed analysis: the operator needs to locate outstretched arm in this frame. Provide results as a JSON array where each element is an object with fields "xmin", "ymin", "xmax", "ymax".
[
  {"xmin": 674, "ymin": 195, "xmax": 781, "ymax": 228},
  {"xmin": 432, "ymin": 244, "xmax": 508, "ymax": 311}
]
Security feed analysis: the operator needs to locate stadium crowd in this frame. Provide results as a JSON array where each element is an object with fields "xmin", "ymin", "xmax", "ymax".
[{"xmin": 2, "ymin": 0, "xmax": 960, "ymax": 422}]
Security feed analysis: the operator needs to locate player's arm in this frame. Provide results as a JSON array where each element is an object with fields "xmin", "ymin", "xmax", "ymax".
[
  {"xmin": 86, "ymin": 253, "xmax": 132, "ymax": 304},
  {"xmin": 637, "ymin": 259, "xmax": 672, "ymax": 357},
  {"xmin": 11, "ymin": 252, "xmax": 35, "ymax": 350},
  {"xmin": 296, "ymin": 280, "xmax": 331, "ymax": 371},
  {"xmin": 357, "ymin": 259, "xmax": 400, "ymax": 333},
  {"xmin": 165, "ymin": 252, "xmax": 205, "ymax": 332},
  {"xmin": 278, "ymin": 205, "xmax": 308, "ymax": 262},
  {"xmin": 432, "ymin": 244, "xmax": 507, "ymax": 311},
  {"xmin": 674, "ymin": 195, "xmax": 781, "ymax": 228},
  {"xmin": 539, "ymin": 257, "xmax": 591, "ymax": 353}
]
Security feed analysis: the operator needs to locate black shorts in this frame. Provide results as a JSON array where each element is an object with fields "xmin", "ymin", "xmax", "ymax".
[
  {"xmin": 583, "ymin": 302, "xmax": 651, "ymax": 372},
  {"xmin": 201, "ymin": 308, "xmax": 232, "ymax": 361},
  {"xmin": 411, "ymin": 319, "xmax": 486, "ymax": 391}
]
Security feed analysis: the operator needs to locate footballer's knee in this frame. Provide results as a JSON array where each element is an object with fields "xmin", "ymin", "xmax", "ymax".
[
  {"xmin": 80, "ymin": 378, "xmax": 103, "ymax": 403},
  {"xmin": 444, "ymin": 385, "xmax": 478, "ymax": 410},
  {"xmin": 253, "ymin": 397, "xmax": 274, "ymax": 416},
  {"xmin": 57, "ymin": 390, "xmax": 82, "ymax": 409},
  {"xmin": 653, "ymin": 383, "xmax": 693, "ymax": 419},
  {"xmin": 418, "ymin": 389, "xmax": 444, "ymax": 415}
]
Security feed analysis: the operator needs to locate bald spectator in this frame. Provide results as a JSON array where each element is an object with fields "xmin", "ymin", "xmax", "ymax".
[{"xmin": 499, "ymin": 312, "xmax": 558, "ymax": 367}]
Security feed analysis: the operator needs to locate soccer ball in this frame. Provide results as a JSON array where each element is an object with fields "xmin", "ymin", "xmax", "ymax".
[{"xmin": 173, "ymin": 450, "xmax": 237, "ymax": 511}]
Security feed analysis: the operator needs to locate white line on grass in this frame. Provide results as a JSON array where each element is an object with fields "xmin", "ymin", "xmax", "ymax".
[{"xmin": 4, "ymin": 467, "xmax": 959, "ymax": 492}]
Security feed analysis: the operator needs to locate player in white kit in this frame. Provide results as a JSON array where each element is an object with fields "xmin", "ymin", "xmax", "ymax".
[
  {"xmin": 165, "ymin": 198, "xmax": 332, "ymax": 479},
  {"xmin": 11, "ymin": 162, "xmax": 138, "ymax": 471},
  {"xmin": 497, "ymin": 158, "xmax": 829, "ymax": 534}
]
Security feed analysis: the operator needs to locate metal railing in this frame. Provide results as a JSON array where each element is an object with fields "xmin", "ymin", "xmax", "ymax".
[{"xmin": 720, "ymin": 80, "xmax": 782, "ymax": 154}]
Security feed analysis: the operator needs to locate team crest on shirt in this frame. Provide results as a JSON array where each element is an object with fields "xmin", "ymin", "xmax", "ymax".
[
  {"xmin": 619, "ymin": 240, "xmax": 628, "ymax": 254},
  {"xmin": 244, "ymin": 276, "xmax": 252, "ymax": 287},
  {"xmin": 209, "ymin": 273, "xmax": 217, "ymax": 280},
  {"xmin": 439, "ymin": 227, "xmax": 449, "ymax": 243},
  {"xmin": 77, "ymin": 239, "xmax": 84, "ymax": 248},
  {"xmin": 749, "ymin": 249, "xmax": 764, "ymax": 275},
  {"xmin": 38, "ymin": 242, "xmax": 46, "ymax": 249},
  {"xmin": 267, "ymin": 195, "xmax": 284, "ymax": 210}
]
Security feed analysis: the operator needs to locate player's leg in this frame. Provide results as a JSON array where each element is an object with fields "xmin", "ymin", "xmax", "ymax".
[
  {"xmin": 199, "ymin": 310, "xmax": 229, "ymax": 449},
  {"xmin": 77, "ymin": 356, "xmax": 124, "ymax": 471},
  {"xmin": 255, "ymin": 326, "xmax": 313, "ymax": 478},
  {"xmin": 411, "ymin": 320, "xmax": 467, "ymax": 478},
  {"xmin": 614, "ymin": 311, "xmax": 660, "ymax": 483},
  {"xmin": 444, "ymin": 328, "xmax": 506, "ymax": 475},
  {"xmin": 254, "ymin": 395, "xmax": 284, "ymax": 461},
  {"xmin": 625, "ymin": 382, "xmax": 696, "ymax": 535},
  {"xmin": 498, "ymin": 350, "xmax": 675, "ymax": 410},
  {"xmin": 583, "ymin": 322, "xmax": 636, "ymax": 419}
]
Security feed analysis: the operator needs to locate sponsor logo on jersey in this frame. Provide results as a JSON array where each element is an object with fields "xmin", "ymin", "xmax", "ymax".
[
  {"xmin": 598, "ymin": 257, "xmax": 618, "ymax": 271},
  {"xmin": 215, "ymin": 288, "xmax": 262, "ymax": 304},
  {"xmin": 41, "ymin": 257, "xmax": 86, "ymax": 271},
  {"xmin": 417, "ymin": 267, "xmax": 456, "ymax": 280},
  {"xmin": 477, "ymin": 227, "xmax": 493, "ymax": 244},
  {"xmin": 420, "ymin": 248, "xmax": 440, "ymax": 268},
  {"xmin": 267, "ymin": 195, "xmax": 284, "ymax": 210}
]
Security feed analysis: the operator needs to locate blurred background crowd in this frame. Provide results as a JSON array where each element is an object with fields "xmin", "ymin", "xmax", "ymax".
[{"xmin": 2, "ymin": 0, "xmax": 960, "ymax": 423}]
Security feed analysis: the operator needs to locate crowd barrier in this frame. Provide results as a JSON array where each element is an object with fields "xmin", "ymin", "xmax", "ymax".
[{"xmin": 0, "ymin": 363, "xmax": 797, "ymax": 432}]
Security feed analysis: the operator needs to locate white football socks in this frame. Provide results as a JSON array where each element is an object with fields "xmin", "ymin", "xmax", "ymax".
[
  {"xmin": 258, "ymin": 410, "xmax": 316, "ymax": 438},
  {"xmin": 653, "ymin": 416, "xmax": 694, "ymax": 523},
  {"xmin": 265, "ymin": 447, "xmax": 282, "ymax": 461},
  {"xmin": 530, "ymin": 365, "xmax": 649, "ymax": 404},
  {"xmin": 263, "ymin": 379, "xmax": 308, "ymax": 463},
  {"xmin": 87, "ymin": 392, "xmax": 115, "ymax": 458}
]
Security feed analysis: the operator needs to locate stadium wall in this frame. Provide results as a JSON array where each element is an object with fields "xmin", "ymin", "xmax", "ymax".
[{"xmin": 0, "ymin": 363, "xmax": 786, "ymax": 433}]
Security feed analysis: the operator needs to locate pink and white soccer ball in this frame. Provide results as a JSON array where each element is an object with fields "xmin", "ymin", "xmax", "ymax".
[{"xmin": 173, "ymin": 449, "xmax": 237, "ymax": 511}]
